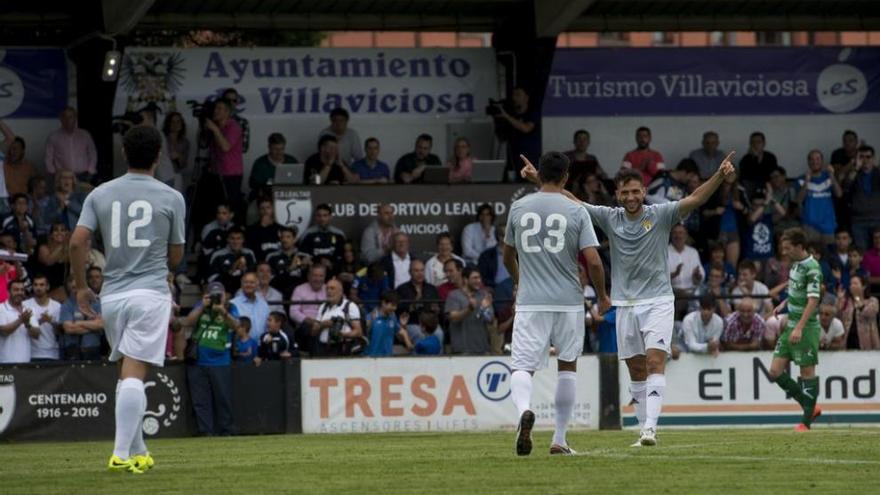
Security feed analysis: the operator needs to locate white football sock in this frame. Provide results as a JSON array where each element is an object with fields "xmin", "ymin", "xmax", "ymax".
[
  {"xmin": 129, "ymin": 386, "xmax": 148, "ymax": 456},
  {"xmin": 552, "ymin": 371, "xmax": 577, "ymax": 446},
  {"xmin": 629, "ymin": 381, "xmax": 647, "ymax": 429},
  {"xmin": 644, "ymin": 374, "xmax": 666, "ymax": 430},
  {"xmin": 510, "ymin": 370, "xmax": 533, "ymax": 418},
  {"xmin": 113, "ymin": 378, "xmax": 146, "ymax": 460}
]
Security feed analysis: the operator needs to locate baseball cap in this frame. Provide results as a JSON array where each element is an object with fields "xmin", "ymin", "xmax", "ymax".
[{"xmin": 207, "ymin": 282, "xmax": 226, "ymax": 295}]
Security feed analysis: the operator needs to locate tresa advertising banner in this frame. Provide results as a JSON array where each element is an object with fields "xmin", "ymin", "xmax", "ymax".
[
  {"xmin": 619, "ymin": 352, "xmax": 880, "ymax": 427},
  {"xmin": 274, "ymin": 184, "xmax": 536, "ymax": 254},
  {"xmin": 545, "ymin": 47, "xmax": 880, "ymax": 116},
  {"xmin": 300, "ymin": 356, "xmax": 600, "ymax": 434},
  {"xmin": 0, "ymin": 48, "xmax": 68, "ymax": 118},
  {"xmin": 114, "ymin": 47, "xmax": 497, "ymax": 118},
  {"xmin": 0, "ymin": 365, "xmax": 189, "ymax": 442}
]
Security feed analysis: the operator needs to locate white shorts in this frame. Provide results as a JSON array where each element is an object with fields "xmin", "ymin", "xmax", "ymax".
[
  {"xmin": 101, "ymin": 289, "xmax": 173, "ymax": 367},
  {"xmin": 616, "ymin": 300, "xmax": 674, "ymax": 360},
  {"xmin": 511, "ymin": 310, "xmax": 585, "ymax": 372}
]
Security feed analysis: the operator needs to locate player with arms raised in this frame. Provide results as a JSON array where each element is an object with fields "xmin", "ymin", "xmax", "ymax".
[
  {"xmin": 502, "ymin": 152, "xmax": 609, "ymax": 456},
  {"xmin": 69, "ymin": 126, "xmax": 186, "ymax": 474},
  {"xmin": 522, "ymin": 150, "xmax": 735, "ymax": 446},
  {"xmin": 768, "ymin": 228, "xmax": 823, "ymax": 431}
]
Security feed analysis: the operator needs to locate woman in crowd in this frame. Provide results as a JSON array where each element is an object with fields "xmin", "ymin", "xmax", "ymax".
[
  {"xmin": 163, "ymin": 111, "xmax": 191, "ymax": 194},
  {"xmin": 837, "ymin": 274, "xmax": 880, "ymax": 350},
  {"xmin": 33, "ymin": 222, "xmax": 71, "ymax": 301},
  {"xmin": 38, "ymin": 170, "xmax": 85, "ymax": 236},
  {"xmin": 447, "ymin": 137, "xmax": 473, "ymax": 184}
]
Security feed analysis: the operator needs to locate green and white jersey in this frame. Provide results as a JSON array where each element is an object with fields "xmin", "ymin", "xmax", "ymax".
[{"xmin": 787, "ymin": 255, "xmax": 822, "ymax": 323}]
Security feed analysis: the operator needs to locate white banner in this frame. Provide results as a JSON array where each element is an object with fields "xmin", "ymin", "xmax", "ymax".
[
  {"xmin": 301, "ymin": 356, "xmax": 600, "ymax": 434},
  {"xmin": 619, "ymin": 352, "xmax": 880, "ymax": 427}
]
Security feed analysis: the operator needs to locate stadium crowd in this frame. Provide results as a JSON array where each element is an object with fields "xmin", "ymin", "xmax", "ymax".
[{"xmin": 1, "ymin": 90, "xmax": 879, "ymax": 370}]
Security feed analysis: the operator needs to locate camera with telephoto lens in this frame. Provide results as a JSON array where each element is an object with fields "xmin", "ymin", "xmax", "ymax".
[
  {"xmin": 210, "ymin": 293, "xmax": 222, "ymax": 306},
  {"xmin": 328, "ymin": 317, "xmax": 347, "ymax": 343},
  {"xmin": 111, "ymin": 111, "xmax": 143, "ymax": 135},
  {"xmin": 186, "ymin": 97, "xmax": 218, "ymax": 127},
  {"xmin": 485, "ymin": 98, "xmax": 508, "ymax": 117}
]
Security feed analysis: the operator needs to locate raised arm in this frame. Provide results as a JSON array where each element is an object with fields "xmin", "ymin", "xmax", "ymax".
[{"xmin": 679, "ymin": 151, "xmax": 736, "ymax": 216}]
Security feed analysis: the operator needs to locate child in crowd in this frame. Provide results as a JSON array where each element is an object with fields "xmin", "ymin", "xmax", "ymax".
[
  {"xmin": 413, "ymin": 311, "xmax": 442, "ymax": 355},
  {"xmin": 365, "ymin": 291, "xmax": 412, "ymax": 357},
  {"xmin": 255, "ymin": 312, "xmax": 295, "ymax": 364},
  {"xmin": 234, "ymin": 316, "xmax": 258, "ymax": 363}
]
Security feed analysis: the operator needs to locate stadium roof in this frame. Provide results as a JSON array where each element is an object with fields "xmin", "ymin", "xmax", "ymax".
[{"xmin": 2, "ymin": 0, "xmax": 879, "ymax": 45}]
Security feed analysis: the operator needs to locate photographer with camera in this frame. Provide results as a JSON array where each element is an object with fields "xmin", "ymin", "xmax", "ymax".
[
  {"xmin": 312, "ymin": 278, "xmax": 364, "ymax": 356},
  {"xmin": 204, "ymin": 99, "xmax": 245, "ymax": 218},
  {"xmin": 489, "ymin": 87, "xmax": 539, "ymax": 180},
  {"xmin": 178, "ymin": 281, "xmax": 239, "ymax": 436}
]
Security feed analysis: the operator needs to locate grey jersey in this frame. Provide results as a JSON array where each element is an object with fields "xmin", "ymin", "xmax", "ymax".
[
  {"xmin": 504, "ymin": 192, "xmax": 599, "ymax": 309},
  {"xmin": 584, "ymin": 201, "xmax": 681, "ymax": 306},
  {"xmin": 77, "ymin": 173, "xmax": 186, "ymax": 296}
]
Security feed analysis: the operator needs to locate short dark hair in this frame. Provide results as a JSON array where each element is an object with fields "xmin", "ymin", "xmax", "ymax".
[
  {"xmin": 13, "ymin": 136, "xmax": 25, "ymax": 149},
  {"xmin": 87, "ymin": 266, "xmax": 103, "ymax": 277},
  {"xmin": 707, "ymin": 240, "xmax": 724, "ymax": 253},
  {"xmin": 702, "ymin": 131, "xmax": 719, "ymax": 140},
  {"xmin": 316, "ymin": 203, "xmax": 332, "ymax": 214},
  {"xmin": 364, "ymin": 137, "xmax": 379, "ymax": 149},
  {"xmin": 538, "ymin": 151, "xmax": 570, "ymax": 184},
  {"xmin": 31, "ymin": 273, "xmax": 49, "ymax": 284},
  {"xmin": 782, "ymin": 227, "xmax": 808, "ymax": 249},
  {"xmin": 737, "ymin": 260, "xmax": 757, "ymax": 273},
  {"xmin": 318, "ymin": 134, "xmax": 337, "ymax": 149},
  {"xmin": 436, "ymin": 232, "xmax": 453, "ymax": 245},
  {"xmin": 123, "ymin": 126, "xmax": 162, "ymax": 170},
  {"xmin": 615, "ymin": 168, "xmax": 644, "ymax": 187},
  {"xmin": 416, "ymin": 133, "xmax": 433, "ymax": 143},
  {"xmin": 227, "ymin": 226, "xmax": 245, "ymax": 238},
  {"xmin": 750, "ymin": 131, "xmax": 766, "ymax": 142},
  {"xmin": 843, "ymin": 129, "xmax": 858, "ymax": 139},
  {"xmin": 420, "ymin": 311, "xmax": 439, "ymax": 333},
  {"xmin": 239, "ymin": 316, "xmax": 252, "ymax": 329},
  {"xmin": 636, "ymin": 126, "xmax": 651, "ymax": 135},
  {"xmin": 699, "ymin": 294, "xmax": 716, "ymax": 310},
  {"xmin": 462, "ymin": 266, "xmax": 480, "ymax": 279},
  {"xmin": 279, "ymin": 225, "xmax": 297, "ymax": 237},
  {"xmin": 769, "ymin": 166, "xmax": 787, "ymax": 177},
  {"xmin": 847, "ymin": 244, "xmax": 863, "ymax": 255},
  {"xmin": 573, "ymin": 129, "xmax": 590, "ymax": 142},
  {"xmin": 217, "ymin": 202, "xmax": 231, "ymax": 212},
  {"xmin": 9, "ymin": 193, "xmax": 28, "ymax": 204},
  {"xmin": 7, "ymin": 278, "xmax": 24, "ymax": 292},
  {"xmin": 858, "ymin": 144, "xmax": 875, "ymax": 155},
  {"xmin": 268, "ymin": 311, "xmax": 288, "ymax": 325},
  {"xmin": 268, "ymin": 133, "xmax": 286, "ymax": 146},
  {"xmin": 443, "ymin": 258, "xmax": 464, "ymax": 272},
  {"xmin": 380, "ymin": 290, "xmax": 399, "ymax": 305},
  {"xmin": 476, "ymin": 203, "xmax": 495, "ymax": 222},
  {"xmin": 835, "ymin": 228, "xmax": 851, "ymax": 237},
  {"xmin": 676, "ymin": 158, "xmax": 699, "ymax": 175},
  {"xmin": 330, "ymin": 107, "xmax": 349, "ymax": 120}
]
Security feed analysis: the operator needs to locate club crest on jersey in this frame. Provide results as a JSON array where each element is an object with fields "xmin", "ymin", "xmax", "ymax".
[{"xmin": 641, "ymin": 219, "xmax": 653, "ymax": 232}]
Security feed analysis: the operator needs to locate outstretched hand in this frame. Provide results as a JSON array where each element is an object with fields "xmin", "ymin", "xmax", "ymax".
[
  {"xmin": 719, "ymin": 151, "xmax": 736, "ymax": 178},
  {"xmin": 519, "ymin": 155, "xmax": 539, "ymax": 184}
]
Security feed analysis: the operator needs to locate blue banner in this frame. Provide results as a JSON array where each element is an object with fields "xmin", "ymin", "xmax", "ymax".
[
  {"xmin": 0, "ymin": 48, "xmax": 68, "ymax": 118},
  {"xmin": 544, "ymin": 47, "xmax": 880, "ymax": 116}
]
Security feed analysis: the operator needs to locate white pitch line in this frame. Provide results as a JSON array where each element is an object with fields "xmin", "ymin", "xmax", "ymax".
[{"xmin": 572, "ymin": 450, "xmax": 880, "ymax": 466}]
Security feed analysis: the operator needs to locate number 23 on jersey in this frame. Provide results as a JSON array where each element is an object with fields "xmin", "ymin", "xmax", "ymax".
[{"xmin": 519, "ymin": 212, "xmax": 567, "ymax": 254}]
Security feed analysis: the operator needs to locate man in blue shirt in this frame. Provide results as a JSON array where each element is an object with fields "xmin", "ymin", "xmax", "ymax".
[
  {"xmin": 797, "ymin": 150, "xmax": 843, "ymax": 246},
  {"xmin": 365, "ymin": 291, "xmax": 412, "ymax": 357},
  {"xmin": 231, "ymin": 272, "xmax": 270, "ymax": 341},
  {"xmin": 59, "ymin": 274, "xmax": 104, "ymax": 360},
  {"xmin": 351, "ymin": 138, "xmax": 391, "ymax": 184}
]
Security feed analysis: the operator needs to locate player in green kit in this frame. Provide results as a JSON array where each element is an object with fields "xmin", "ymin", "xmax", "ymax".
[{"xmin": 768, "ymin": 228, "xmax": 823, "ymax": 431}]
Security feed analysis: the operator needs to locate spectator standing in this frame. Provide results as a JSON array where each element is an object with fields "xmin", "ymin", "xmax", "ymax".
[
  {"xmin": 304, "ymin": 135, "xmax": 357, "ymax": 185},
  {"xmin": 448, "ymin": 137, "xmax": 474, "ymax": 184},
  {"xmin": 204, "ymin": 99, "xmax": 245, "ymax": 217},
  {"xmin": 289, "ymin": 265, "xmax": 328, "ymax": 353},
  {"xmin": 796, "ymin": 150, "xmax": 842, "ymax": 245},
  {"xmin": 764, "ymin": 166, "xmax": 798, "ymax": 232},
  {"xmin": 245, "ymin": 199, "xmax": 282, "ymax": 261},
  {"xmin": 396, "ymin": 260, "xmax": 441, "ymax": 342},
  {"xmin": 361, "ymin": 203, "xmax": 398, "ymax": 265},
  {"xmin": 817, "ymin": 304, "xmax": 845, "ymax": 350},
  {"xmin": 647, "ymin": 159, "xmax": 700, "ymax": 204},
  {"xmin": 695, "ymin": 266, "xmax": 734, "ymax": 317},
  {"xmin": 4, "ymin": 136, "xmax": 37, "ymax": 197},
  {"xmin": 59, "ymin": 275, "xmax": 104, "ymax": 360},
  {"xmin": 351, "ymin": 262, "xmax": 391, "ymax": 313},
  {"xmin": 830, "ymin": 129, "xmax": 859, "ymax": 168},
  {"xmin": 222, "ymin": 88, "xmax": 250, "ymax": 153},
  {"xmin": 44, "ymin": 107, "xmax": 97, "ymax": 183},
  {"xmin": 2, "ymin": 193, "xmax": 37, "ymax": 255},
  {"xmin": 742, "ymin": 192, "xmax": 775, "ymax": 270},
  {"xmin": 863, "ymin": 229, "xmax": 880, "ymax": 285},
  {"xmin": 265, "ymin": 226, "xmax": 308, "ymax": 299},
  {"xmin": 382, "ymin": 232, "xmax": 413, "ymax": 289},
  {"xmin": 24, "ymin": 274, "xmax": 61, "ymax": 361},
  {"xmin": 721, "ymin": 298, "xmax": 766, "ymax": 351},
  {"xmin": 249, "ymin": 133, "xmax": 297, "ymax": 193},
  {"xmin": 231, "ymin": 272, "xmax": 270, "ymax": 342},
  {"xmin": 564, "ymin": 129, "xmax": 605, "ymax": 191},
  {"xmin": 312, "ymin": 279, "xmax": 363, "ymax": 356},
  {"xmin": 162, "ymin": 111, "xmax": 191, "ymax": 194},
  {"xmin": 0, "ymin": 279, "xmax": 37, "ymax": 363},
  {"xmin": 689, "ymin": 131, "xmax": 725, "ymax": 180},
  {"xmin": 461, "ymin": 204, "xmax": 497, "ymax": 266},
  {"xmin": 39, "ymin": 170, "xmax": 85, "ymax": 234},
  {"xmin": 425, "ymin": 233, "xmax": 465, "ymax": 287},
  {"xmin": 477, "ymin": 225, "xmax": 512, "ymax": 292},
  {"xmin": 621, "ymin": 126, "xmax": 665, "ymax": 184},
  {"xmin": 493, "ymin": 87, "xmax": 540, "ymax": 178},
  {"xmin": 255, "ymin": 312, "xmax": 296, "ymax": 363},
  {"xmin": 844, "ymin": 145, "xmax": 880, "ymax": 250},
  {"xmin": 299, "ymin": 204, "xmax": 346, "ymax": 271},
  {"xmin": 444, "ymin": 266, "xmax": 493, "ymax": 355},
  {"xmin": 837, "ymin": 275, "xmax": 880, "ymax": 350},
  {"xmin": 0, "ymin": 259, "xmax": 18, "ymax": 304},
  {"xmin": 394, "ymin": 134, "xmax": 442, "ymax": 184},
  {"xmin": 830, "ymin": 130, "xmax": 859, "ymax": 232},
  {"xmin": 351, "ymin": 138, "xmax": 391, "ymax": 184},
  {"xmin": 209, "ymin": 227, "xmax": 257, "ymax": 294},
  {"xmin": 738, "ymin": 131, "xmax": 778, "ymax": 196},
  {"xmin": 365, "ymin": 291, "xmax": 412, "ymax": 357},
  {"xmin": 199, "ymin": 203, "xmax": 235, "ymax": 283},
  {"xmin": 180, "ymin": 283, "xmax": 239, "ymax": 436},
  {"xmin": 238, "ymin": 262, "xmax": 284, "ymax": 313},
  {"xmin": 319, "ymin": 107, "xmax": 363, "ymax": 165},
  {"xmin": 682, "ymin": 296, "xmax": 724, "ymax": 355},
  {"xmin": 668, "ymin": 224, "xmax": 704, "ymax": 319}
]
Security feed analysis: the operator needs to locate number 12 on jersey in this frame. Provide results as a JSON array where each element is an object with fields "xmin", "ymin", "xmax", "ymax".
[
  {"xmin": 110, "ymin": 200, "xmax": 153, "ymax": 248},
  {"xmin": 520, "ymin": 212, "xmax": 567, "ymax": 254}
]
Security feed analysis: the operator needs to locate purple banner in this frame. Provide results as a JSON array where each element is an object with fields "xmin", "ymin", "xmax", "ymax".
[
  {"xmin": 544, "ymin": 47, "xmax": 880, "ymax": 116},
  {"xmin": 0, "ymin": 49, "xmax": 68, "ymax": 118}
]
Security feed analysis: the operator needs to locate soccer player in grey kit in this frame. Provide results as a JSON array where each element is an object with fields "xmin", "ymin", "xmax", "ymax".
[
  {"xmin": 503, "ymin": 152, "xmax": 609, "ymax": 456},
  {"xmin": 522, "ymin": 150, "xmax": 735, "ymax": 446},
  {"xmin": 70, "ymin": 126, "xmax": 186, "ymax": 473}
]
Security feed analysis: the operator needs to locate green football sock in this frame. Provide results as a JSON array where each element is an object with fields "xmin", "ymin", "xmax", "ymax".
[
  {"xmin": 800, "ymin": 377, "xmax": 819, "ymax": 426},
  {"xmin": 775, "ymin": 373, "xmax": 806, "ymax": 408}
]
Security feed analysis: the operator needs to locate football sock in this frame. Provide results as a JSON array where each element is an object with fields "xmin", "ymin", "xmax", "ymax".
[
  {"xmin": 774, "ymin": 373, "xmax": 806, "ymax": 408},
  {"xmin": 129, "ymin": 386, "xmax": 148, "ymax": 456},
  {"xmin": 629, "ymin": 381, "xmax": 647, "ymax": 429},
  {"xmin": 552, "ymin": 371, "xmax": 577, "ymax": 447},
  {"xmin": 644, "ymin": 374, "xmax": 666, "ymax": 430},
  {"xmin": 113, "ymin": 378, "xmax": 146, "ymax": 460},
  {"xmin": 510, "ymin": 370, "xmax": 533, "ymax": 418},
  {"xmin": 799, "ymin": 377, "xmax": 819, "ymax": 426}
]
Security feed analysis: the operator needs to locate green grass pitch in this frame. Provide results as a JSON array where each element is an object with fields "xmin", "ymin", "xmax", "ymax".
[{"xmin": 1, "ymin": 428, "xmax": 877, "ymax": 494}]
